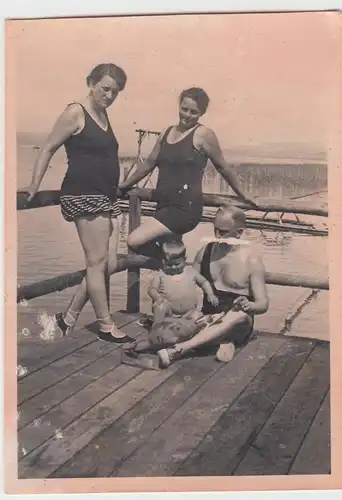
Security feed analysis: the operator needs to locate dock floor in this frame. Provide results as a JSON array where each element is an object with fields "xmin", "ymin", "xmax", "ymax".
[{"xmin": 17, "ymin": 310, "xmax": 330, "ymax": 478}]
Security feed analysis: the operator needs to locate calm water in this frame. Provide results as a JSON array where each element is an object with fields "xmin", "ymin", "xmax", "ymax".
[{"xmin": 17, "ymin": 144, "xmax": 329, "ymax": 340}]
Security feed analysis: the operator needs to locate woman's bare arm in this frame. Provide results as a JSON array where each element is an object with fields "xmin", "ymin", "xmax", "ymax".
[
  {"xmin": 119, "ymin": 128, "xmax": 167, "ymax": 191},
  {"xmin": 197, "ymin": 127, "xmax": 257, "ymax": 207},
  {"xmin": 19, "ymin": 104, "xmax": 81, "ymax": 201}
]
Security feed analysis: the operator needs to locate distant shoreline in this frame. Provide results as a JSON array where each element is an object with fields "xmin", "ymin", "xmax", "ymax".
[
  {"xmin": 16, "ymin": 130, "xmax": 328, "ymax": 165},
  {"xmin": 17, "ymin": 143, "xmax": 327, "ymax": 168}
]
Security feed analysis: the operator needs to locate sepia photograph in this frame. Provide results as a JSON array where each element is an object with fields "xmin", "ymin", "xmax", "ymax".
[{"xmin": 5, "ymin": 9, "xmax": 341, "ymax": 494}]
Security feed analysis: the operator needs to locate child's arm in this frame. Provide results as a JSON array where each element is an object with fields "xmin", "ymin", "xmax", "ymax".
[
  {"xmin": 147, "ymin": 273, "xmax": 164, "ymax": 303},
  {"xmin": 193, "ymin": 269, "xmax": 219, "ymax": 306}
]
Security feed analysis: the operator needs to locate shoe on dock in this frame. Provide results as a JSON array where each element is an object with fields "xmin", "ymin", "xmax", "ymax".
[
  {"xmin": 97, "ymin": 331, "xmax": 135, "ymax": 344},
  {"xmin": 54, "ymin": 312, "xmax": 75, "ymax": 337}
]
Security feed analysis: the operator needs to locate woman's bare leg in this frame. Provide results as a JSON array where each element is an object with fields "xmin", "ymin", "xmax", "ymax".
[
  {"xmin": 64, "ymin": 218, "xmax": 119, "ymax": 322},
  {"xmin": 75, "ymin": 214, "xmax": 113, "ymax": 322},
  {"xmin": 127, "ymin": 217, "xmax": 176, "ymax": 260},
  {"xmin": 59, "ymin": 217, "xmax": 173, "ymax": 332}
]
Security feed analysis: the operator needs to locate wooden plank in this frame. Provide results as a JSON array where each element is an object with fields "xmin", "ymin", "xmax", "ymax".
[
  {"xmin": 18, "ymin": 311, "xmax": 141, "ymax": 377},
  {"xmin": 50, "ymin": 354, "xmax": 225, "ymax": 478},
  {"xmin": 175, "ymin": 338, "xmax": 315, "ymax": 477},
  {"xmin": 18, "ymin": 349, "xmax": 122, "ymax": 429},
  {"xmin": 232, "ymin": 343, "xmax": 330, "ymax": 476},
  {"xmin": 112, "ymin": 335, "xmax": 286, "ymax": 477},
  {"xmin": 18, "ymin": 316, "xmax": 143, "ymax": 404},
  {"xmin": 18, "ymin": 319, "xmax": 145, "ymax": 429},
  {"xmin": 126, "ymin": 194, "xmax": 141, "ymax": 313},
  {"xmin": 18, "ymin": 367, "xmax": 178, "ymax": 479},
  {"xmin": 19, "ymin": 362, "xmax": 141, "ymax": 457},
  {"xmin": 290, "ymin": 390, "xmax": 330, "ymax": 475}
]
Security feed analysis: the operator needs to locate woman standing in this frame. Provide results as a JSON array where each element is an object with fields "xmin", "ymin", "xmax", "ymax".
[
  {"xmin": 19, "ymin": 63, "xmax": 134, "ymax": 343},
  {"xmin": 118, "ymin": 87, "xmax": 257, "ymax": 260}
]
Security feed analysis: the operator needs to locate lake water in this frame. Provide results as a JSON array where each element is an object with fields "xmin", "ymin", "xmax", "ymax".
[{"xmin": 17, "ymin": 144, "xmax": 329, "ymax": 340}]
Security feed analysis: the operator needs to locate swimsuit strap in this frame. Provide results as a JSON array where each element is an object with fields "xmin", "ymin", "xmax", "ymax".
[
  {"xmin": 200, "ymin": 242, "xmax": 214, "ymax": 284},
  {"xmin": 160, "ymin": 126, "xmax": 173, "ymax": 146}
]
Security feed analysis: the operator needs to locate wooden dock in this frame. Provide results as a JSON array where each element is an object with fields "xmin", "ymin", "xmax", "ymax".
[{"xmin": 17, "ymin": 309, "xmax": 330, "ymax": 479}]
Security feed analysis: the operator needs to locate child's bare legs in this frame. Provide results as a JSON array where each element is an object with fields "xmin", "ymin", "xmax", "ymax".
[
  {"xmin": 133, "ymin": 308, "xmax": 210, "ymax": 356},
  {"xmin": 131, "ymin": 299, "xmax": 173, "ymax": 354}
]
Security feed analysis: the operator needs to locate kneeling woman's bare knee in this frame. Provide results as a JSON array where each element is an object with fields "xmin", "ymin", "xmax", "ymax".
[{"xmin": 127, "ymin": 232, "xmax": 138, "ymax": 251}]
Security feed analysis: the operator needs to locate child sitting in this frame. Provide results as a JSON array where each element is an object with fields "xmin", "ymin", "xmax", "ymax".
[{"xmin": 130, "ymin": 239, "xmax": 222, "ymax": 354}]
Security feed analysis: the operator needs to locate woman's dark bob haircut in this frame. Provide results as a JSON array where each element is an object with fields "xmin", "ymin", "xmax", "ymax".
[{"xmin": 87, "ymin": 63, "xmax": 127, "ymax": 91}]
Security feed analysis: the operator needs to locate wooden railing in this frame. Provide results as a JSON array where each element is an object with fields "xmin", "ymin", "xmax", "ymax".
[
  {"xmin": 17, "ymin": 189, "xmax": 329, "ymax": 312},
  {"xmin": 17, "ymin": 187, "xmax": 328, "ymax": 217}
]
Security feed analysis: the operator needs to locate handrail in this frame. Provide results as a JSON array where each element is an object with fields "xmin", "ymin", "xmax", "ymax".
[
  {"xmin": 17, "ymin": 252, "xmax": 329, "ymax": 303},
  {"xmin": 16, "ymin": 190, "xmax": 329, "ymax": 313},
  {"xmin": 16, "ymin": 188, "xmax": 328, "ymax": 217}
]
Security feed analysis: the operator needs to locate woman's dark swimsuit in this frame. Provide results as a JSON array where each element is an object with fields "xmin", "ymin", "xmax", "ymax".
[
  {"xmin": 200, "ymin": 242, "xmax": 254, "ymax": 347},
  {"xmin": 154, "ymin": 124, "xmax": 208, "ymax": 235},
  {"xmin": 60, "ymin": 103, "xmax": 121, "ymax": 222}
]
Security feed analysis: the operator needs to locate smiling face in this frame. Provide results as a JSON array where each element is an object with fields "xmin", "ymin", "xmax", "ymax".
[
  {"xmin": 178, "ymin": 96, "xmax": 203, "ymax": 130},
  {"xmin": 89, "ymin": 74, "xmax": 121, "ymax": 109}
]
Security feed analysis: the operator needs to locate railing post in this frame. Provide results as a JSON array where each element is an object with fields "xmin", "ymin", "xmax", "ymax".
[{"xmin": 126, "ymin": 193, "xmax": 141, "ymax": 313}]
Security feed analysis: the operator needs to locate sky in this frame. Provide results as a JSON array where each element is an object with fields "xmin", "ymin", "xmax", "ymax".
[{"xmin": 10, "ymin": 11, "xmax": 338, "ymax": 155}]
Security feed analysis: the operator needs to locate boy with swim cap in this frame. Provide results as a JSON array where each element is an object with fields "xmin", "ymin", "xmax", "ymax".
[{"xmin": 157, "ymin": 206, "xmax": 269, "ymax": 367}]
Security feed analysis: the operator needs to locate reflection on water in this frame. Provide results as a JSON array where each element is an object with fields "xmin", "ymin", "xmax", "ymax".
[{"xmin": 17, "ymin": 145, "xmax": 329, "ymax": 340}]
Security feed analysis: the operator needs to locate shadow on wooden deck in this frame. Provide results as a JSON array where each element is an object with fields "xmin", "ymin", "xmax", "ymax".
[{"xmin": 17, "ymin": 310, "xmax": 330, "ymax": 479}]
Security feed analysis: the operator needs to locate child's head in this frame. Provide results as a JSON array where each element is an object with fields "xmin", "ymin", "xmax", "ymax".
[
  {"xmin": 214, "ymin": 206, "xmax": 246, "ymax": 239},
  {"xmin": 161, "ymin": 240, "xmax": 187, "ymax": 275}
]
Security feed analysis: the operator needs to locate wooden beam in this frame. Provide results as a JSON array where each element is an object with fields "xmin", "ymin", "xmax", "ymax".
[
  {"xmin": 117, "ymin": 202, "xmax": 328, "ymax": 237},
  {"xmin": 17, "ymin": 253, "xmax": 329, "ymax": 303},
  {"xmin": 126, "ymin": 194, "xmax": 141, "ymax": 313},
  {"xmin": 17, "ymin": 188, "xmax": 328, "ymax": 217}
]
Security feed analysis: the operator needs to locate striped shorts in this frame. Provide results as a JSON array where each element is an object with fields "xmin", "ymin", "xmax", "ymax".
[{"xmin": 60, "ymin": 194, "xmax": 121, "ymax": 222}]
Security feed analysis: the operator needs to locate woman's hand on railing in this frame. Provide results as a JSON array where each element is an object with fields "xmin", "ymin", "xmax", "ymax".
[
  {"xmin": 117, "ymin": 185, "xmax": 131, "ymax": 199},
  {"xmin": 243, "ymin": 195, "xmax": 259, "ymax": 209},
  {"xmin": 17, "ymin": 185, "xmax": 38, "ymax": 203}
]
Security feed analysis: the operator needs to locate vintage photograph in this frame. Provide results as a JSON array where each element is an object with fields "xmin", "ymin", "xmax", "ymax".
[{"xmin": 11, "ymin": 10, "xmax": 333, "ymax": 485}]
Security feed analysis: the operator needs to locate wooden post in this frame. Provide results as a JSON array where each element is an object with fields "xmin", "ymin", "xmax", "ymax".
[{"xmin": 126, "ymin": 193, "xmax": 141, "ymax": 313}]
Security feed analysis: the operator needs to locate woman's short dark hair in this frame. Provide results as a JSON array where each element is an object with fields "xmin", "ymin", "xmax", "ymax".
[
  {"xmin": 179, "ymin": 87, "xmax": 210, "ymax": 114},
  {"xmin": 87, "ymin": 63, "xmax": 127, "ymax": 91}
]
